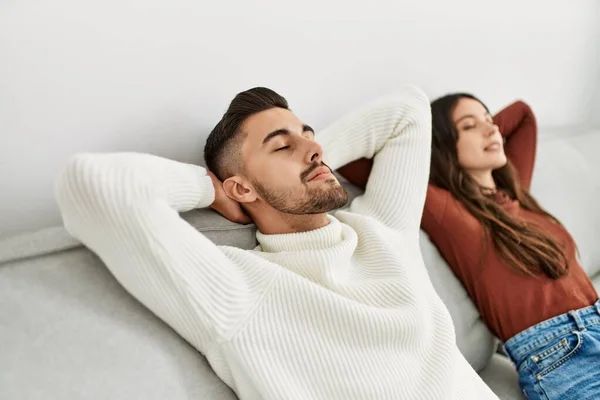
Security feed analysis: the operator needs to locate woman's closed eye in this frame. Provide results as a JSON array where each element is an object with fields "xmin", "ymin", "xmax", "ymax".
[{"xmin": 275, "ymin": 145, "xmax": 290, "ymax": 152}]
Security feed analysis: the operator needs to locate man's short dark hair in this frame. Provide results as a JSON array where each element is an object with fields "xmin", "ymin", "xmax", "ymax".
[{"xmin": 204, "ymin": 87, "xmax": 289, "ymax": 181}]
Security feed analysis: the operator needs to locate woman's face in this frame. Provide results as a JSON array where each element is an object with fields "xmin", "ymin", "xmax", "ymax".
[{"xmin": 452, "ymin": 97, "xmax": 507, "ymax": 174}]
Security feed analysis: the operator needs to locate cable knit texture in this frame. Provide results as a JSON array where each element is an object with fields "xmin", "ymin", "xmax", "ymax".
[{"xmin": 55, "ymin": 86, "xmax": 497, "ymax": 400}]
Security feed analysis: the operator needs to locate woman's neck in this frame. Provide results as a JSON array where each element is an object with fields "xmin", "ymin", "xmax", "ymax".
[{"xmin": 467, "ymin": 170, "xmax": 496, "ymax": 191}]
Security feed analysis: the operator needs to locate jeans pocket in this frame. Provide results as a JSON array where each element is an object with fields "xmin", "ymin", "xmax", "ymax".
[{"xmin": 529, "ymin": 330, "xmax": 584, "ymax": 379}]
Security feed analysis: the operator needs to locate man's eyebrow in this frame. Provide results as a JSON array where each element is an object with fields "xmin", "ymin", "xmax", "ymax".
[
  {"xmin": 262, "ymin": 125, "xmax": 315, "ymax": 145},
  {"xmin": 262, "ymin": 129, "xmax": 291, "ymax": 145}
]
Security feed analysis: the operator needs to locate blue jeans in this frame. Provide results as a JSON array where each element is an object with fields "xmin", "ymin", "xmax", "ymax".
[{"xmin": 503, "ymin": 300, "xmax": 600, "ymax": 399}]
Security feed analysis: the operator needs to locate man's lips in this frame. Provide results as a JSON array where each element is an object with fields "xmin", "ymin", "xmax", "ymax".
[{"xmin": 308, "ymin": 166, "xmax": 332, "ymax": 182}]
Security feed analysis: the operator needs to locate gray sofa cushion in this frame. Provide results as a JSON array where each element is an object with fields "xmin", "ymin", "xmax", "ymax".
[
  {"xmin": 0, "ymin": 247, "xmax": 238, "ymax": 400},
  {"xmin": 181, "ymin": 208, "xmax": 257, "ymax": 250},
  {"xmin": 478, "ymin": 354, "xmax": 523, "ymax": 400}
]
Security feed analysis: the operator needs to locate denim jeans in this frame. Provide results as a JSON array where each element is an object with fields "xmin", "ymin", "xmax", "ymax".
[{"xmin": 503, "ymin": 300, "xmax": 600, "ymax": 399}]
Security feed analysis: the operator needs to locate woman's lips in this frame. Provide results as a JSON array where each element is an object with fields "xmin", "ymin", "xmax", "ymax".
[{"xmin": 485, "ymin": 142, "xmax": 502, "ymax": 151}]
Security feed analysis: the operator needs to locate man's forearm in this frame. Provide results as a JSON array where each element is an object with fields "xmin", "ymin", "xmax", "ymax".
[
  {"xmin": 321, "ymin": 86, "xmax": 431, "ymax": 233},
  {"xmin": 55, "ymin": 152, "xmax": 251, "ymax": 346},
  {"xmin": 55, "ymin": 153, "xmax": 215, "ymax": 216},
  {"xmin": 318, "ymin": 86, "xmax": 430, "ymax": 172}
]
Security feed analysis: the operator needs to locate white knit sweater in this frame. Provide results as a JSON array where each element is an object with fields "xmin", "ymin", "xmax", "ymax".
[{"xmin": 55, "ymin": 86, "xmax": 497, "ymax": 400}]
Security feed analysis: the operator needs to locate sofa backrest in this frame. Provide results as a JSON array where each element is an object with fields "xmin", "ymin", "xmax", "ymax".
[{"xmin": 529, "ymin": 128, "xmax": 600, "ymax": 278}]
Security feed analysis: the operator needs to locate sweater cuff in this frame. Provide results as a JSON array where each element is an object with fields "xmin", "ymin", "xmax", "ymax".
[{"xmin": 165, "ymin": 164, "xmax": 216, "ymax": 211}]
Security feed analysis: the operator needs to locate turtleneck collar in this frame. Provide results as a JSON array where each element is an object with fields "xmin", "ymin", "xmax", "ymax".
[{"xmin": 256, "ymin": 215, "xmax": 344, "ymax": 253}]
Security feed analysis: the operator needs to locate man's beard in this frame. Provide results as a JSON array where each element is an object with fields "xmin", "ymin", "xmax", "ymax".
[{"xmin": 253, "ymin": 163, "xmax": 349, "ymax": 215}]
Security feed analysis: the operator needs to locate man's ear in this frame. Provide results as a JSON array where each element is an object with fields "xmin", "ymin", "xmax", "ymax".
[{"xmin": 222, "ymin": 176, "xmax": 257, "ymax": 203}]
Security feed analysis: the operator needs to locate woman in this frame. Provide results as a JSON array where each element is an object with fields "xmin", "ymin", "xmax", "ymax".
[{"xmin": 337, "ymin": 94, "xmax": 600, "ymax": 399}]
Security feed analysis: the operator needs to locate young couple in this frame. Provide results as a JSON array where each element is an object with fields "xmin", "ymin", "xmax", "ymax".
[{"xmin": 56, "ymin": 85, "xmax": 599, "ymax": 400}]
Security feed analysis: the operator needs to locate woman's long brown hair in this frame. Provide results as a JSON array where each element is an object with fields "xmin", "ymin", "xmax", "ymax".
[{"xmin": 430, "ymin": 93, "xmax": 568, "ymax": 279}]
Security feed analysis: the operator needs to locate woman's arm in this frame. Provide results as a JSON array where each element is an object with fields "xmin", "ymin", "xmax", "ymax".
[
  {"xmin": 493, "ymin": 101, "xmax": 537, "ymax": 190},
  {"xmin": 337, "ymin": 158, "xmax": 372, "ymax": 190}
]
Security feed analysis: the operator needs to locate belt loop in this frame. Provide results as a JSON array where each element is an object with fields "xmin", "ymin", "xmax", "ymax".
[
  {"xmin": 569, "ymin": 310, "xmax": 586, "ymax": 331},
  {"xmin": 594, "ymin": 300, "xmax": 600, "ymax": 317}
]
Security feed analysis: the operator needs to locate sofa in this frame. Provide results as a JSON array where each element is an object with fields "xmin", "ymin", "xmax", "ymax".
[{"xmin": 2, "ymin": 126, "xmax": 600, "ymax": 399}]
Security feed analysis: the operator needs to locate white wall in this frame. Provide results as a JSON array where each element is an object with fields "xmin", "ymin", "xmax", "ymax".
[
  {"xmin": 1, "ymin": 0, "xmax": 599, "ymax": 238},
  {"xmin": 593, "ymin": 21, "xmax": 600, "ymax": 127}
]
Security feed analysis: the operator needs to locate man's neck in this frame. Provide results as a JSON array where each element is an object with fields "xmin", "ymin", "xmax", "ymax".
[{"xmin": 253, "ymin": 212, "xmax": 331, "ymax": 235}]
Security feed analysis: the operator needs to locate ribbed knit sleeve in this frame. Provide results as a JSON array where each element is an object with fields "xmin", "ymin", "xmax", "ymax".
[
  {"xmin": 318, "ymin": 86, "xmax": 431, "ymax": 234},
  {"xmin": 54, "ymin": 153, "xmax": 262, "ymax": 348}
]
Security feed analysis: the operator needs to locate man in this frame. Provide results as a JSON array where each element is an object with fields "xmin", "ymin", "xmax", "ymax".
[{"xmin": 55, "ymin": 86, "xmax": 497, "ymax": 399}]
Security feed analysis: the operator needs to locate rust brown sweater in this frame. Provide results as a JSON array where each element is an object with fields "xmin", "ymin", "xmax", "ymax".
[{"xmin": 337, "ymin": 101, "xmax": 598, "ymax": 341}]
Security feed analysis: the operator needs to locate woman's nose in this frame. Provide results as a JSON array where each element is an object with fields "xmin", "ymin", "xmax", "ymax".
[{"xmin": 484, "ymin": 121, "xmax": 499, "ymax": 137}]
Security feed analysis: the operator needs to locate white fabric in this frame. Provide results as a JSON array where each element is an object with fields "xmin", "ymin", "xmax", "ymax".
[
  {"xmin": 419, "ymin": 233, "xmax": 498, "ymax": 371},
  {"xmin": 55, "ymin": 86, "xmax": 497, "ymax": 400}
]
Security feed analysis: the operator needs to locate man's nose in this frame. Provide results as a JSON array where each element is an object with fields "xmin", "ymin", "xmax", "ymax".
[{"xmin": 304, "ymin": 139, "xmax": 323, "ymax": 164}]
